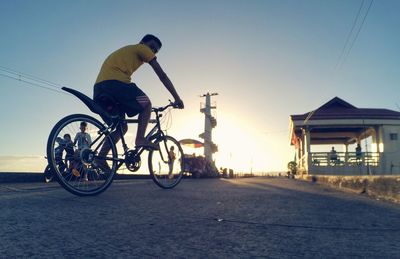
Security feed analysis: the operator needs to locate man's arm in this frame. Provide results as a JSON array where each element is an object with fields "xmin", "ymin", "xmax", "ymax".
[
  {"xmin": 73, "ymin": 134, "xmax": 78, "ymax": 145},
  {"xmin": 149, "ymin": 58, "xmax": 184, "ymax": 108},
  {"xmin": 86, "ymin": 133, "xmax": 92, "ymax": 145}
]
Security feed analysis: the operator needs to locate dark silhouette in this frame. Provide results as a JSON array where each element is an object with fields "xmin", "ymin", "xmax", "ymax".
[
  {"xmin": 93, "ymin": 34, "xmax": 184, "ymax": 166},
  {"xmin": 329, "ymin": 146, "xmax": 338, "ymax": 165}
]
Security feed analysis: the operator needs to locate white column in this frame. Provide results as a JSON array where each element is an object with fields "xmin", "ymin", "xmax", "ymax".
[{"xmin": 303, "ymin": 128, "xmax": 311, "ymax": 172}]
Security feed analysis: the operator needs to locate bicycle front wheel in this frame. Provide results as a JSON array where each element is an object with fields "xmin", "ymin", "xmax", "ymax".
[
  {"xmin": 46, "ymin": 114, "xmax": 118, "ymax": 196},
  {"xmin": 148, "ymin": 135, "xmax": 185, "ymax": 189}
]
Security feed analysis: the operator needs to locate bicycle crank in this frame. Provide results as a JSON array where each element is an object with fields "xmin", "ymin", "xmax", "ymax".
[
  {"xmin": 81, "ymin": 148, "xmax": 96, "ymax": 165},
  {"xmin": 125, "ymin": 150, "xmax": 141, "ymax": 172}
]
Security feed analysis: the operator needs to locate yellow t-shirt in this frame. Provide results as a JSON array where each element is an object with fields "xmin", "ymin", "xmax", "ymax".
[{"xmin": 95, "ymin": 44, "xmax": 155, "ymax": 84}]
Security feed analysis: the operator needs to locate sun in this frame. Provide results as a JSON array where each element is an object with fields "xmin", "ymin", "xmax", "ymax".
[
  {"xmin": 212, "ymin": 114, "xmax": 270, "ymax": 173},
  {"xmin": 169, "ymin": 105, "xmax": 286, "ymax": 173}
]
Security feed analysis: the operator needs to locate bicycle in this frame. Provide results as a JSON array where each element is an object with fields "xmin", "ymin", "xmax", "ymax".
[{"xmin": 46, "ymin": 87, "xmax": 185, "ymax": 196}]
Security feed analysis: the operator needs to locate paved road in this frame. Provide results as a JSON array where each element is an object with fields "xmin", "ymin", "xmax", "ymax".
[{"xmin": 1, "ymin": 177, "xmax": 399, "ymax": 258}]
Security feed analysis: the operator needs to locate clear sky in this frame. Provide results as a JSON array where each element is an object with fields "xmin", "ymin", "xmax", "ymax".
[{"xmin": 0, "ymin": 0, "xmax": 399, "ymax": 173}]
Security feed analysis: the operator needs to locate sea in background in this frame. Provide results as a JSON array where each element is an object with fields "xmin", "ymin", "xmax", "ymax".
[{"xmin": 0, "ymin": 155, "xmax": 47, "ymax": 172}]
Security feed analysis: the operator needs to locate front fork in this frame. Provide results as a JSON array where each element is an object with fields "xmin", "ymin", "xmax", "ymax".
[{"xmin": 149, "ymin": 133, "xmax": 171, "ymax": 164}]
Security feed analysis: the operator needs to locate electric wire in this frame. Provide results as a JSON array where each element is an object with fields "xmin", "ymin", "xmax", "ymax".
[
  {"xmin": 335, "ymin": 0, "xmax": 365, "ymax": 69},
  {"xmin": 0, "ymin": 65, "xmax": 64, "ymax": 89},
  {"xmin": 362, "ymin": 119, "xmax": 371, "ymax": 174},
  {"xmin": 161, "ymin": 107, "xmax": 173, "ymax": 132},
  {"xmin": 0, "ymin": 72, "xmax": 65, "ymax": 95},
  {"xmin": 341, "ymin": 0, "xmax": 374, "ymax": 65},
  {"xmin": 303, "ymin": 109, "xmax": 317, "ymax": 125},
  {"xmin": 336, "ymin": 0, "xmax": 374, "ymax": 69},
  {"xmin": 0, "ymin": 65, "xmax": 68, "ymax": 95}
]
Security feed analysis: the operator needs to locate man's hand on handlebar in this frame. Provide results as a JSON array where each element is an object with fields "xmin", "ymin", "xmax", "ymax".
[{"xmin": 173, "ymin": 98, "xmax": 184, "ymax": 109}]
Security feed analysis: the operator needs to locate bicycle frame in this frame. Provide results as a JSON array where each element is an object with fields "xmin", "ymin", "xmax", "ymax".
[
  {"xmin": 60, "ymin": 86, "xmax": 176, "ymax": 172},
  {"xmin": 90, "ymin": 107, "xmax": 171, "ymax": 171}
]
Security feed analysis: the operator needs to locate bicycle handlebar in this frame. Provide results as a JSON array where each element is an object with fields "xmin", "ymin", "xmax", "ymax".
[{"xmin": 152, "ymin": 100, "xmax": 182, "ymax": 113}]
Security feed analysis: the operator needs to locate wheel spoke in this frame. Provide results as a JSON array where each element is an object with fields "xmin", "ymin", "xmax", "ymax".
[
  {"xmin": 148, "ymin": 136, "xmax": 184, "ymax": 189},
  {"xmin": 47, "ymin": 114, "xmax": 118, "ymax": 196}
]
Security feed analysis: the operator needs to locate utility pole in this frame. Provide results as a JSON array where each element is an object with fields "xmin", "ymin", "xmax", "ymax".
[{"xmin": 199, "ymin": 92, "xmax": 218, "ymax": 162}]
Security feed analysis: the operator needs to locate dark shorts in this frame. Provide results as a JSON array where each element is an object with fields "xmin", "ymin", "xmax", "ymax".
[{"xmin": 93, "ymin": 80, "xmax": 149, "ymax": 117}]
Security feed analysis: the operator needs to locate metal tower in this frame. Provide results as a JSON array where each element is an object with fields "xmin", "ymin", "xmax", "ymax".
[{"xmin": 199, "ymin": 92, "xmax": 218, "ymax": 162}]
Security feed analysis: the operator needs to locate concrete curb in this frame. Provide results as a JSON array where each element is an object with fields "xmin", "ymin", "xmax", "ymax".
[
  {"xmin": 0, "ymin": 173, "xmax": 44, "ymax": 183},
  {"xmin": 0, "ymin": 172, "xmax": 151, "ymax": 183},
  {"xmin": 300, "ymin": 175, "xmax": 400, "ymax": 204}
]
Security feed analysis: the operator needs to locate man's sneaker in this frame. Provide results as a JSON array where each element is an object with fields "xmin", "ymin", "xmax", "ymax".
[
  {"xmin": 72, "ymin": 168, "xmax": 80, "ymax": 177},
  {"xmin": 93, "ymin": 159, "xmax": 111, "ymax": 174}
]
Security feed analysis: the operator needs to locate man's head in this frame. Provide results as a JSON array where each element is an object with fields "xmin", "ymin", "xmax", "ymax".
[{"xmin": 141, "ymin": 34, "xmax": 162, "ymax": 54}]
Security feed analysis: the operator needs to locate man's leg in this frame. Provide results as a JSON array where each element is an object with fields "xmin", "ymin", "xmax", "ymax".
[
  {"xmin": 95, "ymin": 123, "xmax": 128, "ymax": 172},
  {"xmin": 134, "ymin": 97, "xmax": 158, "ymax": 149},
  {"xmin": 135, "ymin": 100, "xmax": 151, "ymax": 145},
  {"xmin": 98, "ymin": 123, "xmax": 128, "ymax": 157}
]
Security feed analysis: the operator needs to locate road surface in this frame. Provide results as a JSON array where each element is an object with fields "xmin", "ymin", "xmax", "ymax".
[{"xmin": 1, "ymin": 177, "xmax": 399, "ymax": 258}]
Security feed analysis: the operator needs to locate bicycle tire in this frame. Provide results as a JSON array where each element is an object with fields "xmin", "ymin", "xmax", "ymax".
[
  {"xmin": 148, "ymin": 135, "xmax": 185, "ymax": 189},
  {"xmin": 46, "ymin": 114, "xmax": 118, "ymax": 196}
]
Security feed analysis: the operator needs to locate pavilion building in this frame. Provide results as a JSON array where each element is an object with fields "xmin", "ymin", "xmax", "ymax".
[{"xmin": 289, "ymin": 97, "xmax": 400, "ymax": 175}]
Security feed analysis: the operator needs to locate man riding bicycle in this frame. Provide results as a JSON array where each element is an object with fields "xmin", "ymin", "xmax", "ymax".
[{"xmin": 93, "ymin": 34, "xmax": 184, "ymax": 168}]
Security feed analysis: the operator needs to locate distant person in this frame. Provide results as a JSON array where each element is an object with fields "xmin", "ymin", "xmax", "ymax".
[
  {"xmin": 54, "ymin": 134, "xmax": 74, "ymax": 171},
  {"xmin": 329, "ymin": 146, "xmax": 337, "ymax": 164},
  {"xmin": 63, "ymin": 134, "xmax": 74, "ymax": 165},
  {"xmin": 74, "ymin": 121, "xmax": 92, "ymax": 150},
  {"xmin": 168, "ymin": 146, "xmax": 176, "ymax": 179},
  {"xmin": 93, "ymin": 34, "xmax": 184, "ymax": 171},
  {"xmin": 355, "ymin": 143, "xmax": 362, "ymax": 163},
  {"xmin": 72, "ymin": 122, "xmax": 92, "ymax": 180},
  {"xmin": 62, "ymin": 133, "xmax": 79, "ymax": 176}
]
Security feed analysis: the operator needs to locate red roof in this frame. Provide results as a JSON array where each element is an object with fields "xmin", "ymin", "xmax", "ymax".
[{"xmin": 291, "ymin": 97, "xmax": 400, "ymax": 121}]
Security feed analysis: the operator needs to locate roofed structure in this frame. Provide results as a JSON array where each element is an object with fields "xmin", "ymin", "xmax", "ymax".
[
  {"xmin": 289, "ymin": 97, "xmax": 400, "ymax": 176},
  {"xmin": 291, "ymin": 97, "xmax": 400, "ymax": 121}
]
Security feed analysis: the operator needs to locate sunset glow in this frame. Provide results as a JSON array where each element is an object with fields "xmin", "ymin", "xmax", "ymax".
[{"xmin": 1, "ymin": 1, "xmax": 399, "ymax": 174}]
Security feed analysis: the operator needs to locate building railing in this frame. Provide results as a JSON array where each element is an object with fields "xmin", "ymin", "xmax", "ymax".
[{"xmin": 310, "ymin": 152, "xmax": 380, "ymax": 167}]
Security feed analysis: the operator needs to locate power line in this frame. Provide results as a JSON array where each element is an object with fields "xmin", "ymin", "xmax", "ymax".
[
  {"xmin": 335, "ymin": 0, "xmax": 365, "ymax": 69},
  {"xmin": 342, "ymin": 0, "xmax": 374, "ymax": 64},
  {"xmin": 0, "ymin": 72, "xmax": 64, "ymax": 94},
  {"xmin": 303, "ymin": 109, "xmax": 316, "ymax": 125},
  {"xmin": 0, "ymin": 66, "xmax": 63, "ymax": 89},
  {"xmin": 335, "ymin": 0, "xmax": 374, "ymax": 69},
  {"xmin": 0, "ymin": 66, "xmax": 68, "ymax": 95}
]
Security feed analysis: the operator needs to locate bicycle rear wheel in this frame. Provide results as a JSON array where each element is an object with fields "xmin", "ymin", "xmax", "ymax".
[
  {"xmin": 47, "ymin": 114, "xmax": 117, "ymax": 196},
  {"xmin": 148, "ymin": 135, "xmax": 185, "ymax": 189}
]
